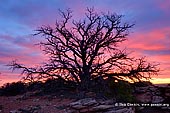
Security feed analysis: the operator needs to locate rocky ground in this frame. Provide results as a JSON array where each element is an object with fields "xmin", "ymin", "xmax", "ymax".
[
  {"xmin": 0, "ymin": 93, "xmax": 74, "ymax": 113},
  {"xmin": 0, "ymin": 83, "xmax": 170, "ymax": 113},
  {"xmin": 0, "ymin": 95, "xmax": 169, "ymax": 113}
]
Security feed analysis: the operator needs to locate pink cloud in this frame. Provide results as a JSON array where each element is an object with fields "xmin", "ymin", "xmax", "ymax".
[
  {"xmin": 126, "ymin": 28, "xmax": 170, "ymax": 51},
  {"xmin": 156, "ymin": 1, "xmax": 170, "ymax": 14}
]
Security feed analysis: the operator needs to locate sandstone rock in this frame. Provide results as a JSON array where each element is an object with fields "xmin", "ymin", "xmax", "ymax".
[
  {"xmin": 148, "ymin": 86, "xmax": 157, "ymax": 91},
  {"xmin": 70, "ymin": 98, "xmax": 98, "ymax": 107},
  {"xmin": 69, "ymin": 98, "xmax": 98, "ymax": 110},
  {"xmin": 152, "ymin": 96, "xmax": 164, "ymax": 103},
  {"xmin": 82, "ymin": 99, "xmax": 98, "ymax": 106},
  {"xmin": 32, "ymin": 98, "xmax": 40, "ymax": 102},
  {"xmin": 67, "ymin": 98, "xmax": 135, "ymax": 113},
  {"xmin": 105, "ymin": 107, "xmax": 135, "ymax": 113},
  {"xmin": 79, "ymin": 108, "xmax": 91, "ymax": 113},
  {"xmin": 149, "ymin": 86, "xmax": 160, "ymax": 95},
  {"xmin": 71, "ymin": 104, "xmax": 87, "ymax": 110},
  {"xmin": 91, "ymin": 105, "xmax": 115, "ymax": 111},
  {"xmin": 99, "ymin": 99, "xmax": 116, "ymax": 105},
  {"xmin": 161, "ymin": 106, "xmax": 170, "ymax": 110},
  {"xmin": 29, "ymin": 105, "xmax": 41, "ymax": 110},
  {"xmin": 135, "ymin": 86, "xmax": 149, "ymax": 93},
  {"xmin": 64, "ymin": 108, "xmax": 79, "ymax": 113},
  {"xmin": 154, "ymin": 90, "xmax": 161, "ymax": 95},
  {"xmin": 10, "ymin": 106, "xmax": 41, "ymax": 113},
  {"xmin": 9, "ymin": 110, "xmax": 21, "ymax": 113},
  {"xmin": 135, "ymin": 92, "xmax": 152, "ymax": 103},
  {"xmin": 18, "ymin": 91, "xmax": 39, "ymax": 100},
  {"xmin": 137, "ymin": 107, "xmax": 145, "ymax": 110}
]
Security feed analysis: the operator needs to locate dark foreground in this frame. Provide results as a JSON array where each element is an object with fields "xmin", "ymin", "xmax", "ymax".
[
  {"xmin": 0, "ymin": 93, "xmax": 170, "ymax": 113},
  {"xmin": 0, "ymin": 81, "xmax": 170, "ymax": 113}
]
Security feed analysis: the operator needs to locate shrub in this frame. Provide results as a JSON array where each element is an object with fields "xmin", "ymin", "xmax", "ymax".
[
  {"xmin": 107, "ymin": 80, "xmax": 134, "ymax": 102},
  {"xmin": 133, "ymin": 81, "xmax": 152, "ymax": 87},
  {"xmin": 27, "ymin": 81, "xmax": 43, "ymax": 91},
  {"xmin": 42, "ymin": 78, "xmax": 77, "ymax": 94},
  {"xmin": 0, "ymin": 82, "xmax": 26, "ymax": 96}
]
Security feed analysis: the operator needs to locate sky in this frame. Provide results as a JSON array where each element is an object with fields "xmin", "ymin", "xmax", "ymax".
[{"xmin": 0, "ymin": 0, "xmax": 170, "ymax": 85}]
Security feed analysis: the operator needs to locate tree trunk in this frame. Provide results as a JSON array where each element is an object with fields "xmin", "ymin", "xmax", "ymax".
[{"xmin": 79, "ymin": 73, "xmax": 91, "ymax": 90}]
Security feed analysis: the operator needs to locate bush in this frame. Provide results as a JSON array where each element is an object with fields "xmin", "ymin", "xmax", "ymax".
[
  {"xmin": 107, "ymin": 80, "xmax": 134, "ymax": 102},
  {"xmin": 27, "ymin": 81, "xmax": 43, "ymax": 91},
  {"xmin": 42, "ymin": 78, "xmax": 77, "ymax": 94},
  {"xmin": 0, "ymin": 82, "xmax": 26, "ymax": 96},
  {"xmin": 133, "ymin": 81, "xmax": 152, "ymax": 87},
  {"xmin": 0, "ymin": 78, "xmax": 78, "ymax": 96}
]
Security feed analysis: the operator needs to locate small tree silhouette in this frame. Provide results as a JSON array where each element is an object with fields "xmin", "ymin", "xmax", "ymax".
[{"xmin": 9, "ymin": 8, "xmax": 159, "ymax": 90}]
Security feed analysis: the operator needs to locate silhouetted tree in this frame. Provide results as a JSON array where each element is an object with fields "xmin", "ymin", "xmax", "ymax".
[{"xmin": 9, "ymin": 8, "xmax": 159, "ymax": 90}]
